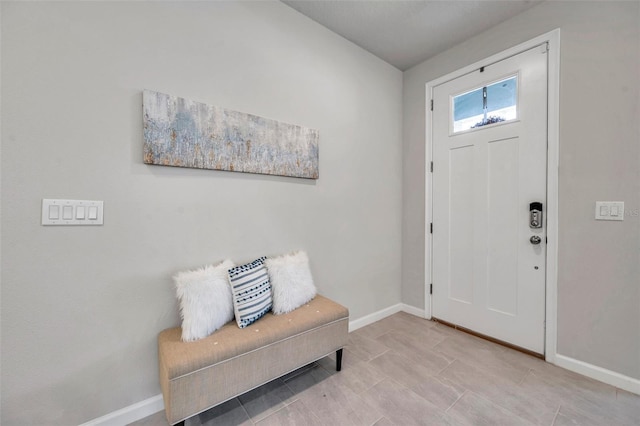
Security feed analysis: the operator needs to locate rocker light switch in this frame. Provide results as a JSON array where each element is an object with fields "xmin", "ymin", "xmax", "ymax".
[
  {"xmin": 62, "ymin": 206, "xmax": 73, "ymax": 220},
  {"xmin": 42, "ymin": 199, "xmax": 104, "ymax": 226},
  {"xmin": 88, "ymin": 206, "xmax": 98, "ymax": 220},
  {"xmin": 595, "ymin": 201, "xmax": 624, "ymax": 221},
  {"xmin": 76, "ymin": 206, "xmax": 86, "ymax": 220},
  {"xmin": 48, "ymin": 205, "xmax": 60, "ymax": 220}
]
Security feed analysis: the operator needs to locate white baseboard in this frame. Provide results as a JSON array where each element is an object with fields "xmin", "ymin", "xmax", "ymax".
[
  {"xmin": 348, "ymin": 303, "xmax": 427, "ymax": 332},
  {"xmin": 400, "ymin": 303, "xmax": 426, "ymax": 318},
  {"xmin": 554, "ymin": 354, "xmax": 640, "ymax": 395},
  {"xmin": 78, "ymin": 394, "xmax": 164, "ymax": 426},
  {"xmin": 349, "ymin": 303, "xmax": 403, "ymax": 332}
]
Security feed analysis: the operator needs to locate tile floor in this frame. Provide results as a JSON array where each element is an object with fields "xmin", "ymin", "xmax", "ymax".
[{"xmin": 131, "ymin": 312, "xmax": 640, "ymax": 426}]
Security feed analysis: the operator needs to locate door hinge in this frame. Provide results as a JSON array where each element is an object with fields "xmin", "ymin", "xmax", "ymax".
[
  {"xmin": 430, "ymin": 161, "xmax": 433, "ymax": 173},
  {"xmin": 430, "ymin": 99, "xmax": 434, "ymax": 111},
  {"xmin": 430, "ymin": 283, "xmax": 433, "ymax": 295},
  {"xmin": 430, "ymin": 223, "xmax": 433, "ymax": 234}
]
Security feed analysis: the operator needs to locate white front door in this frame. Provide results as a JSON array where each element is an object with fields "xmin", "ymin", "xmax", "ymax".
[{"xmin": 431, "ymin": 44, "xmax": 548, "ymax": 354}]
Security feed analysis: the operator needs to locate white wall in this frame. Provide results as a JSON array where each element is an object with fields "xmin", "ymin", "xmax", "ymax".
[
  {"xmin": 0, "ymin": 2, "xmax": 403, "ymax": 424},
  {"xmin": 403, "ymin": 1, "xmax": 639, "ymax": 380}
]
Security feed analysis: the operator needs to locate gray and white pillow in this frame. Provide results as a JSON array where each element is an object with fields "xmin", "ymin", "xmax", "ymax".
[
  {"xmin": 174, "ymin": 260, "xmax": 235, "ymax": 342},
  {"xmin": 228, "ymin": 257, "xmax": 272, "ymax": 328}
]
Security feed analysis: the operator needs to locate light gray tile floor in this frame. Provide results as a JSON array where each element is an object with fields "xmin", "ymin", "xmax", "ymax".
[{"xmin": 130, "ymin": 312, "xmax": 639, "ymax": 425}]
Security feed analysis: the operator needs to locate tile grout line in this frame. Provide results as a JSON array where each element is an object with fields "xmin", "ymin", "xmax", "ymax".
[
  {"xmin": 518, "ymin": 368, "xmax": 533, "ymax": 385},
  {"xmin": 282, "ymin": 370, "xmax": 307, "ymax": 398},
  {"xmin": 368, "ymin": 414, "xmax": 385, "ymax": 426},
  {"xmin": 355, "ymin": 359, "xmax": 387, "ymax": 395},
  {"xmin": 434, "ymin": 355, "xmax": 457, "ymax": 376},
  {"xmin": 250, "ymin": 398, "xmax": 295, "ymax": 425},
  {"xmin": 464, "ymin": 389, "xmax": 538, "ymax": 425},
  {"xmin": 282, "ymin": 363, "xmax": 318, "ymax": 383},
  {"xmin": 445, "ymin": 389, "xmax": 467, "ymax": 413},
  {"xmin": 280, "ymin": 383, "xmax": 301, "ymax": 410},
  {"xmin": 367, "ymin": 347, "xmax": 391, "ymax": 362},
  {"xmin": 237, "ymin": 399, "xmax": 255, "ymax": 425},
  {"xmin": 550, "ymin": 404, "xmax": 561, "ymax": 426},
  {"xmin": 430, "ymin": 334, "xmax": 456, "ymax": 355}
]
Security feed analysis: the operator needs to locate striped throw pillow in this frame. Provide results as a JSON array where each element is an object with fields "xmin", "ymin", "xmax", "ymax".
[{"xmin": 228, "ymin": 257, "xmax": 272, "ymax": 328}]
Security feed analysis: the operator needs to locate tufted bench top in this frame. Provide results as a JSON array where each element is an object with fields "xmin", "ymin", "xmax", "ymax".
[{"xmin": 158, "ymin": 295, "xmax": 349, "ymax": 380}]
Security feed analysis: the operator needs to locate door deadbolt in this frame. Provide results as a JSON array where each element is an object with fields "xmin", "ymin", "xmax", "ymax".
[{"xmin": 529, "ymin": 202, "xmax": 543, "ymax": 229}]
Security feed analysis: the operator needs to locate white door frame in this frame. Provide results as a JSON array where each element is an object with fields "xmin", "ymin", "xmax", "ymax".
[{"xmin": 424, "ymin": 29, "xmax": 560, "ymax": 363}]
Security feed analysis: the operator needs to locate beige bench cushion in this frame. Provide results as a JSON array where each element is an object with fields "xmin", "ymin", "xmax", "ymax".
[{"xmin": 159, "ymin": 295, "xmax": 348, "ymax": 379}]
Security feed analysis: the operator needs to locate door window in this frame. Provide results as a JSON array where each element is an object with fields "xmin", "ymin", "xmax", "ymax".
[{"xmin": 452, "ymin": 75, "xmax": 518, "ymax": 133}]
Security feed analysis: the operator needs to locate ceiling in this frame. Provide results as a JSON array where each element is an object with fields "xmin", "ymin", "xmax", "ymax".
[{"xmin": 282, "ymin": 0, "xmax": 544, "ymax": 71}]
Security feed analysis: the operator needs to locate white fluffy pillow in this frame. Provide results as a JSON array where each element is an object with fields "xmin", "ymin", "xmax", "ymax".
[
  {"xmin": 174, "ymin": 260, "xmax": 235, "ymax": 342},
  {"xmin": 265, "ymin": 251, "xmax": 317, "ymax": 315}
]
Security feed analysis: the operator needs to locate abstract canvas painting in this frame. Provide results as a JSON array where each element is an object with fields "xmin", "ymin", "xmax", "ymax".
[{"xmin": 143, "ymin": 90, "xmax": 319, "ymax": 179}]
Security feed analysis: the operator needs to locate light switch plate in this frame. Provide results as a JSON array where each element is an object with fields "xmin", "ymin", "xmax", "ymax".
[
  {"xmin": 42, "ymin": 199, "xmax": 104, "ymax": 225},
  {"xmin": 595, "ymin": 201, "xmax": 624, "ymax": 221}
]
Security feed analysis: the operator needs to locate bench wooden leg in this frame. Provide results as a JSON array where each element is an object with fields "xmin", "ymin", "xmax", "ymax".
[{"xmin": 336, "ymin": 348, "xmax": 343, "ymax": 371}]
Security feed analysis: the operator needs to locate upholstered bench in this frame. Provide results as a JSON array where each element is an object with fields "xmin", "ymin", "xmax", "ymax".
[{"xmin": 158, "ymin": 295, "xmax": 349, "ymax": 425}]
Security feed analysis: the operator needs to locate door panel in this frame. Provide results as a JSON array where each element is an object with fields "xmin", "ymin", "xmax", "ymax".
[
  {"xmin": 449, "ymin": 145, "xmax": 474, "ymax": 304},
  {"xmin": 432, "ymin": 45, "xmax": 548, "ymax": 354},
  {"xmin": 487, "ymin": 137, "xmax": 519, "ymax": 315}
]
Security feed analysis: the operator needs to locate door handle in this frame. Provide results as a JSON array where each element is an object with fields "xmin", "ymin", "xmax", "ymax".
[{"xmin": 530, "ymin": 236, "xmax": 541, "ymax": 245}]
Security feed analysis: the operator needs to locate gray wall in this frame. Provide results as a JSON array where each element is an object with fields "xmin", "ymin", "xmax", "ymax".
[
  {"xmin": 0, "ymin": 2, "xmax": 403, "ymax": 424},
  {"xmin": 403, "ymin": 1, "xmax": 639, "ymax": 379}
]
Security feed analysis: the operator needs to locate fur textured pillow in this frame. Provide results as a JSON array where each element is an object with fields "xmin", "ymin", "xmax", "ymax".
[
  {"xmin": 174, "ymin": 260, "xmax": 235, "ymax": 342},
  {"xmin": 266, "ymin": 251, "xmax": 317, "ymax": 315}
]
